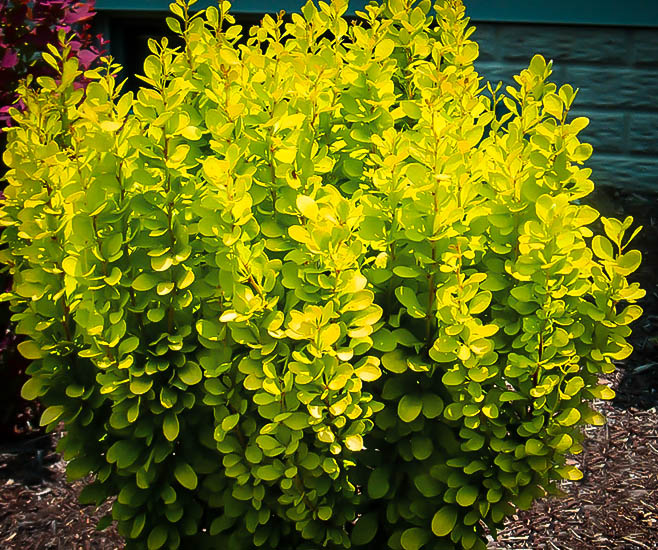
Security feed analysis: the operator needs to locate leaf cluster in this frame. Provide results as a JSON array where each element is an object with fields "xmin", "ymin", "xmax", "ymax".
[
  {"xmin": 0, "ymin": 1, "xmax": 644, "ymax": 549},
  {"xmin": 0, "ymin": 0, "xmax": 108, "ymax": 439}
]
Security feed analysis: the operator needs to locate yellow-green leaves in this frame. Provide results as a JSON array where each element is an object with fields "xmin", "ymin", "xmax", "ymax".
[
  {"xmin": 132, "ymin": 273, "xmax": 158, "ymax": 291},
  {"xmin": 398, "ymin": 394, "xmax": 423, "ymax": 423},
  {"xmin": 40, "ymin": 405, "xmax": 64, "ymax": 426},
  {"xmin": 163, "ymin": 412, "xmax": 180, "ymax": 441},
  {"xmin": 0, "ymin": 1, "xmax": 643, "ymax": 549},
  {"xmin": 431, "ymin": 505, "xmax": 458, "ymax": 537},
  {"xmin": 17, "ymin": 340, "xmax": 45, "ymax": 360},
  {"xmin": 174, "ymin": 461, "xmax": 198, "ymax": 490},
  {"xmin": 107, "ymin": 440, "xmax": 141, "ymax": 469}
]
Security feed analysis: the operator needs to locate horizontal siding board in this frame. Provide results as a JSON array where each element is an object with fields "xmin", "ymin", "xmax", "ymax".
[{"xmin": 96, "ymin": 0, "xmax": 658, "ymax": 27}]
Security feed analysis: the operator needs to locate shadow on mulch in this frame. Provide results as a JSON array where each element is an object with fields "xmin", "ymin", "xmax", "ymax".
[{"xmin": 0, "ymin": 434, "xmax": 56, "ymax": 486}]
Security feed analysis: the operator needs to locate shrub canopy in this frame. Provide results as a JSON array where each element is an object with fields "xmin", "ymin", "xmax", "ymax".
[{"xmin": 0, "ymin": 0, "xmax": 644, "ymax": 549}]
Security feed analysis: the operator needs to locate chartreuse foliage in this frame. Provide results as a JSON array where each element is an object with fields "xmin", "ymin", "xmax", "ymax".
[{"xmin": 0, "ymin": 0, "xmax": 644, "ymax": 549}]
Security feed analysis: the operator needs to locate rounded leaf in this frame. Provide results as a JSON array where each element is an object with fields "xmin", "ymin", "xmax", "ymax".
[
  {"xmin": 398, "ymin": 394, "xmax": 423, "ymax": 423},
  {"xmin": 174, "ymin": 461, "xmax": 197, "ymax": 490},
  {"xmin": 351, "ymin": 512, "xmax": 378, "ymax": 546},
  {"xmin": 431, "ymin": 506, "xmax": 458, "ymax": 537}
]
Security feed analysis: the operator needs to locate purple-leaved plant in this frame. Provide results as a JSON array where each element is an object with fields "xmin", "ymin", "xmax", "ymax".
[{"xmin": 0, "ymin": 0, "xmax": 107, "ymax": 129}]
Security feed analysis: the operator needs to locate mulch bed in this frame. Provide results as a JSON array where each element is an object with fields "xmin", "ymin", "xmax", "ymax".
[{"xmin": 0, "ymin": 433, "xmax": 121, "ymax": 550}]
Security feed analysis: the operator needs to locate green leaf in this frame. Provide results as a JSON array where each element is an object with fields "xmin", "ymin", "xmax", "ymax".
[
  {"xmin": 147, "ymin": 524, "xmax": 168, "ymax": 550},
  {"xmin": 422, "ymin": 394, "xmax": 444, "ymax": 418},
  {"xmin": 107, "ymin": 440, "xmax": 141, "ymax": 469},
  {"xmin": 163, "ymin": 412, "xmax": 179, "ymax": 441},
  {"xmin": 393, "ymin": 265, "xmax": 422, "ymax": 278},
  {"xmin": 556, "ymin": 408, "xmax": 581, "ymax": 426},
  {"xmin": 282, "ymin": 412, "xmax": 308, "ymax": 430},
  {"xmin": 410, "ymin": 436, "xmax": 433, "ymax": 461},
  {"xmin": 367, "ymin": 468, "xmax": 390, "ymax": 499},
  {"xmin": 588, "ymin": 385, "xmax": 615, "ymax": 400},
  {"xmin": 130, "ymin": 513, "xmax": 147, "ymax": 538},
  {"xmin": 400, "ymin": 100, "xmax": 421, "ymax": 119},
  {"xmin": 381, "ymin": 349, "xmax": 407, "ymax": 373},
  {"xmin": 104, "ymin": 267, "xmax": 122, "ymax": 286},
  {"xmin": 398, "ymin": 394, "xmax": 423, "ymax": 423},
  {"xmin": 221, "ymin": 413, "xmax": 240, "ymax": 431},
  {"xmin": 256, "ymin": 464, "xmax": 282, "ymax": 481},
  {"xmin": 456, "ymin": 485, "xmax": 478, "ymax": 507},
  {"xmin": 400, "ymin": 527, "xmax": 430, "ymax": 550},
  {"xmin": 130, "ymin": 376, "xmax": 153, "ymax": 395},
  {"xmin": 21, "ymin": 378, "xmax": 44, "ymax": 401},
  {"xmin": 132, "ymin": 273, "xmax": 158, "ymax": 291},
  {"xmin": 174, "ymin": 461, "xmax": 198, "ymax": 490},
  {"xmin": 469, "ymin": 291, "xmax": 492, "ymax": 314},
  {"xmin": 40, "ymin": 405, "xmax": 64, "ymax": 426},
  {"xmin": 395, "ymin": 286, "xmax": 426, "ymax": 318},
  {"xmin": 351, "ymin": 512, "xmax": 378, "ymax": 545},
  {"xmin": 119, "ymin": 336, "xmax": 139, "ymax": 356},
  {"xmin": 17, "ymin": 340, "xmax": 45, "ymax": 360},
  {"xmin": 256, "ymin": 435, "xmax": 282, "ymax": 451},
  {"xmin": 442, "ymin": 369, "xmax": 464, "ymax": 386},
  {"xmin": 147, "ymin": 308, "xmax": 166, "ymax": 322},
  {"xmin": 179, "ymin": 362, "xmax": 202, "ymax": 385},
  {"xmin": 500, "ymin": 391, "xmax": 524, "ymax": 402},
  {"xmin": 557, "ymin": 465, "xmax": 583, "ymax": 481},
  {"xmin": 525, "ymin": 439, "xmax": 546, "ymax": 455},
  {"xmin": 431, "ymin": 505, "xmax": 458, "ymax": 537},
  {"xmin": 549, "ymin": 433, "xmax": 573, "ymax": 452}
]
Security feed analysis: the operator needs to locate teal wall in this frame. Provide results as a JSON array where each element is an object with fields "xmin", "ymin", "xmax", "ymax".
[
  {"xmin": 472, "ymin": 22, "xmax": 658, "ymax": 190},
  {"xmin": 96, "ymin": 0, "xmax": 658, "ymax": 26}
]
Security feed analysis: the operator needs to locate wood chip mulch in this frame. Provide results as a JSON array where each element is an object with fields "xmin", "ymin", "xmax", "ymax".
[{"xmin": 0, "ymin": 434, "xmax": 121, "ymax": 550}]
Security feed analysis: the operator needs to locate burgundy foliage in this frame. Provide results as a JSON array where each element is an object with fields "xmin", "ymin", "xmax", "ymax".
[{"xmin": 0, "ymin": 0, "xmax": 107, "ymax": 129}]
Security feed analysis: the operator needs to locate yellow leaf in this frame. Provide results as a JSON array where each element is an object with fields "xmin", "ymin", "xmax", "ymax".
[
  {"xmin": 18, "ymin": 340, "xmax": 45, "ymax": 360},
  {"xmin": 274, "ymin": 147, "xmax": 297, "ymax": 164},
  {"xmin": 345, "ymin": 434, "xmax": 364, "ymax": 452},
  {"xmin": 296, "ymin": 195, "xmax": 318, "ymax": 219},
  {"xmin": 375, "ymin": 38, "xmax": 395, "ymax": 59}
]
